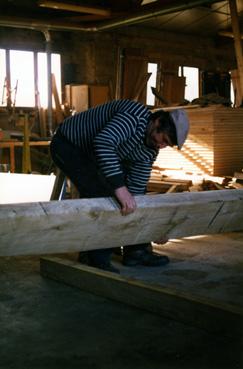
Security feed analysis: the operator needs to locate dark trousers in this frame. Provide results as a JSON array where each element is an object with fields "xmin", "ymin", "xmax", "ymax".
[{"xmin": 50, "ymin": 129, "xmax": 148, "ymax": 264}]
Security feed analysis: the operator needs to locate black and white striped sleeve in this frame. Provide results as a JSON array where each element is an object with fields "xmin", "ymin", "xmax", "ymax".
[
  {"xmin": 125, "ymin": 160, "xmax": 153, "ymax": 194},
  {"xmin": 93, "ymin": 111, "xmax": 137, "ymax": 189}
]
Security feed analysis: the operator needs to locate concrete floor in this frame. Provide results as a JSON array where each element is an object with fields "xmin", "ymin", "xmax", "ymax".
[{"xmin": 1, "ymin": 233, "xmax": 243, "ymax": 369}]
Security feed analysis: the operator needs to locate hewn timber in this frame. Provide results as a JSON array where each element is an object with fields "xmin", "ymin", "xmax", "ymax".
[{"xmin": 1, "ymin": 190, "xmax": 243, "ymax": 256}]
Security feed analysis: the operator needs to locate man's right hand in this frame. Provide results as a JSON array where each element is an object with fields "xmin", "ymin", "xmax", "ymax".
[{"xmin": 114, "ymin": 186, "xmax": 137, "ymax": 216}]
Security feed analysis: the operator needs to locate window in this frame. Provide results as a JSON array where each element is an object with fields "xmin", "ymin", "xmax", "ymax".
[
  {"xmin": 0, "ymin": 49, "xmax": 6, "ymax": 106},
  {"xmin": 146, "ymin": 62, "xmax": 158, "ymax": 106},
  {"xmin": 10, "ymin": 50, "xmax": 35, "ymax": 107},
  {"xmin": 230, "ymin": 78, "xmax": 234, "ymax": 105},
  {"xmin": 38, "ymin": 53, "xmax": 61, "ymax": 108},
  {"xmin": 178, "ymin": 66, "xmax": 199, "ymax": 102},
  {"xmin": 0, "ymin": 49, "xmax": 61, "ymax": 108}
]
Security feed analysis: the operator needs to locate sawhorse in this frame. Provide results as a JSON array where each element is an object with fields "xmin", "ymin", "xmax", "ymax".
[{"xmin": 50, "ymin": 168, "xmax": 79, "ymax": 200}]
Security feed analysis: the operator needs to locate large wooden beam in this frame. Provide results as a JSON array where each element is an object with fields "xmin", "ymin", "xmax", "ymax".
[
  {"xmin": 40, "ymin": 256, "xmax": 243, "ymax": 338},
  {"xmin": 0, "ymin": 190, "xmax": 243, "ymax": 256}
]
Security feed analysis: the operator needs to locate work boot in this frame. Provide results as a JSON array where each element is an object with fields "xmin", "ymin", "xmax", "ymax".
[
  {"xmin": 123, "ymin": 248, "xmax": 170, "ymax": 267},
  {"xmin": 78, "ymin": 252, "xmax": 120, "ymax": 274},
  {"xmin": 78, "ymin": 251, "xmax": 89, "ymax": 264},
  {"xmin": 88, "ymin": 260, "xmax": 120, "ymax": 274}
]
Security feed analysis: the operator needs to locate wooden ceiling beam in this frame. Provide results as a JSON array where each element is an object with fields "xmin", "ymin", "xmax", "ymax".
[
  {"xmin": 218, "ymin": 30, "xmax": 243, "ymax": 40},
  {"xmin": 56, "ymin": 14, "xmax": 111, "ymax": 23},
  {"xmin": 38, "ymin": 1, "xmax": 111, "ymax": 16}
]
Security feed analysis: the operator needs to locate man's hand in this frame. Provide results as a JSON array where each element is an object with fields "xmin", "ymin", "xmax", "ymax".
[{"xmin": 114, "ymin": 186, "xmax": 137, "ymax": 216}]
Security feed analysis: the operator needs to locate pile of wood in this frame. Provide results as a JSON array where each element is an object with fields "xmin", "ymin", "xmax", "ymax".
[
  {"xmin": 147, "ymin": 166, "xmax": 243, "ymax": 194},
  {"xmin": 154, "ymin": 106, "xmax": 243, "ymax": 177},
  {"xmin": 186, "ymin": 106, "xmax": 243, "ymax": 177}
]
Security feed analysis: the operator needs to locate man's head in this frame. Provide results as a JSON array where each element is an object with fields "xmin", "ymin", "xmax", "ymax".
[{"xmin": 145, "ymin": 109, "xmax": 189, "ymax": 150}]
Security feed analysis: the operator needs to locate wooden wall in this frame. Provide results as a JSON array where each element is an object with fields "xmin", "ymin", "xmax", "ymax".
[
  {"xmin": 0, "ymin": 25, "xmax": 241, "ymax": 177},
  {"xmin": 0, "ymin": 25, "xmax": 237, "ymax": 102}
]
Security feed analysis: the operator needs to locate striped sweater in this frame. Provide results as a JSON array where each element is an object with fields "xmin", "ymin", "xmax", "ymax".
[{"xmin": 58, "ymin": 99, "xmax": 158, "ymax": 194}]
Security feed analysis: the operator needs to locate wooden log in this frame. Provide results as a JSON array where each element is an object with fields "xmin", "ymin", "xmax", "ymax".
[{"xmin": 0, "ymin": 190, "xmax": 243, "ymax": 256}]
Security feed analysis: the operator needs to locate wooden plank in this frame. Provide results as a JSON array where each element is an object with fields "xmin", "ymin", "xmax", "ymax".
[
  {"xmin": 184, "ymin": 106, "xmax": 243, "ymax": 176},
  {"xmin": 147, "ymin": 181, "xmax": 189, "ymax": 193},
  {"xmin": 161, "ymin": 74, "xmax": 186, "ymax": 105},
  {"xmin": 65, "ymin": 84, "xmax": 89, "ymax": 112},
  {"xmin": 22, "ymin": 114, "xmax": 31, "ymax": 173},
  {"xmin": 0, "ymin": 190, "xmax": 243, "ymax": 256},
  {"xmin": 166, "ymin": 184, "xmax": 179, "ymax": 193},
  {"xmin": 38, "ymin": 108, "xmax": 47, "ymax": 137},
  {"xmin": 40, "ymin": 256, "xmax": 243, "ymax": 338},
  {"xmin": 234, "ymin": 171, "xmax": 243, "ymax": 179},
  {"xmin": 132, "ymin": 72, "xmax": 152, "ymax": 101},
  {"xmin": 50, "ymin": 168, "xmax": 66, "ymax": 200},
  {"xmin": 51, "ymin": 73, "xmax": 64, "ymax": 124},
  {"xmin": 89, "ymin": 85, "xmax": 109, "ymax": 107}
]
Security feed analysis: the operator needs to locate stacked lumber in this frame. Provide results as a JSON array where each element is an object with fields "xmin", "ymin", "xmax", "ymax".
[
  {"xmin": 154, "ymin": 106, "xmax": 243, "ymax": 177},
  {"xmin": 186, "ymin": 106, "xmax": 243, "ymax": 176},
  {"xmin": 147, "ymin": 169, "xmax": 192, "ymax": 193},
  {"xmin": 147, "ymin": 166, "xmax": 243, "ymax": 194}
]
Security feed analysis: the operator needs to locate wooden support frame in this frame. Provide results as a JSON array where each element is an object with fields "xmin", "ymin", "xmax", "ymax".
[
  {"xmin": 40, "ymin": 256, "xmax": 243, "ymax": 338},
  {"xmin": 0, "ymin": 140, "xmax": 50, "ymax": 173},
  {"xmin": 0, "ymin": 190, "xmax": 243, "ymax": 256}
]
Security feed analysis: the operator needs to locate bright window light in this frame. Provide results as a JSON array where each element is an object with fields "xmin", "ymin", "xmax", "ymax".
[
  {"xmin": 51, "ymin": 53, "xmax": 61, "ymax": 103},
  {"xmin": 38, "ymin": 53, "xmax": 62, "ymax": 108},
  {"xmin": 230, "ymin": 72, "xmax": 235, "ymax": 106},
  {"xmin": 0, "ymin": 49, "xmax": 61, "ymax": 108},
  {"xmin": 0, "ymin": 49, "xmax": 6, "ymax": 107},
  {"xmin": 10, "ymin": 50, "xmax": 35, "ymax": 107},
  {"xmin": 38, "ymin": 52, "xmax": 48, "ymax": 108},
  {"xmin": 146, "ymin": 62, "xmax": 158, "ymax": 106},
  {"xmin": 230, "ymin": 79, "xmax": 234, "ymax": 105},
  {"xmin": 178, "ymin": 66, "xmax": 199, "ymax": 102}
]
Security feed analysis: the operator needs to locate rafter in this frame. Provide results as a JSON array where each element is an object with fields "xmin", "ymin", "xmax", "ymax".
[{"xmin": 38, "ymin": 1, "xmax": 111, "ymax": 17}]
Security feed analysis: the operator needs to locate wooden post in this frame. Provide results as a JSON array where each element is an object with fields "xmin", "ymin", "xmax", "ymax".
[
  {"xmin": 229, "ymin": 0, "xmax": 243, "ymax": 105},
  {"xmin": 22, "ymin": 114, "xmax": 31, "ymax": 173},
  {"xmin": 51, "ymin": 73, "xmax": 64, "ymax": 124},
  {"xmin": 50, "ymin": 168, "xmax": 66, "ymax": 200}
]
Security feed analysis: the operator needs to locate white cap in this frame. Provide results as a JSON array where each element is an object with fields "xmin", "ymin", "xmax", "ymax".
[{"xmin": 169, "ymin": 109, "xmax": 189, "ymax": 149}]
